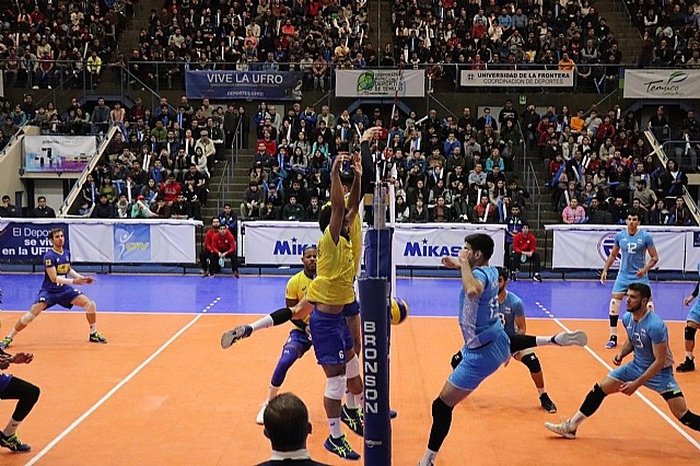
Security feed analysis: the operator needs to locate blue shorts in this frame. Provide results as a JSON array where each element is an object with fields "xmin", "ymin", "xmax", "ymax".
[
  {"xmin": 0, "ymin": 374, "xmax": 12, "ymax": 394},
  {"xmin": 688, "ymin": 301, "xmax": 700, "ymax": 325},
  {"xmin": 284, "ymin": 328, "xmax": 313, "ymax": 356},
  {"xmin": 309, "ymin": 309, "xmax": 354, "ymax": 366},
  {"xmin": 342, "ymin": 299, "xmax": 360, "ymax": 317},
  {"xmin": 448, "ymin": 330, "xmax": 511, "ymax": 392},
  {"xmin": 36, "ymin": 287, "xmax": 82, "ymax": 309},
  {"xmin": 609, "ymin": 364, "xmax": 680, "ymax": 394},
  {"xmin": 612, "ymin": 274, "xmax": 650, "ymax": 294}
]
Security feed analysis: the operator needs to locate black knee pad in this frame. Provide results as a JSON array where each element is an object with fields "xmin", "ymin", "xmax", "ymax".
[
  {"xmin": 432, "ymin": 397, "xmax": 453, "ymax": 420},
  {"xmin": 662, "ymin": 390, "xmax": 684, "ymax": 401},
  {"xmin": 27, "ymin": 383, "xmax": 40, "ymax": 403},
  {"xmin": 520, "ymin": 353, "xmax": 542, "ymax": 373},
  {"xmin": 686, "ymin": 326, "xmax": 698, "ymax": 341},
  {"xmin": 450, "ymin": 350, "xmax": 463, "ymax": 369}
]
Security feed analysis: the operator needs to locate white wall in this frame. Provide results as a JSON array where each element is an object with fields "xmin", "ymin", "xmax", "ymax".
[{"xmin": 32, "ymin": 179, "xmax": 65, "ymax": 212}]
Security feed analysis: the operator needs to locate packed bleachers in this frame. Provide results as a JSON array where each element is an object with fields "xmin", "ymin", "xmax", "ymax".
[
  {"xmin": 0, "ymin": 0, "xmax": 133, "ymax": 90},
  {"xmin": 391, "ymin": 0, "xmax": 625, "ymax": 90},
  {"xmin": 128, "ymin": 0, "xmax": 371, "ymax": 90},
  {"xmin": 626, "ymin": 0, "xmax": 700, "ymax": 67}
]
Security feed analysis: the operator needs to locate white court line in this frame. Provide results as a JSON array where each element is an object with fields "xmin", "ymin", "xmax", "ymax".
[
  {"xmin": 24, "ymin": 297, "xmax": 221, "ymax": 466},
  {"xmin": 534, "ymin": 301, "xmax": 700, "ymax": 451}
]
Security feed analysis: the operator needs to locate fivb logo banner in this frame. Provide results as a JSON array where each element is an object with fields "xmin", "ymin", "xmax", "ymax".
[
  {"xmin": 114, "ymin": 224, "xmax": 151, "ymax": 262},
  {"xmin": 550, "ymin": 226, "xmax": 685, "ymax": 270}
]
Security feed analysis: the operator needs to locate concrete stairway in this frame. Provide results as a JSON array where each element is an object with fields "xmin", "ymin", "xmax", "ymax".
[{"xmin": 595, "ymin": 0, "xmax": 642, "ymax": 64}]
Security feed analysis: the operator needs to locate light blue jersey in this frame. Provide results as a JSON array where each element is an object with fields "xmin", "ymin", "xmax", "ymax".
[
  {"xmin": 614, "ymin": 229, "xmax": 654, "ymax": 278},
  {"xmin": 458, "ymin": 266, "xmax": 503, "ymax": 349},
  {"xmin": 499, "ymin": 291, "xmax": 524, "ymax": 337},
  {"xmin": 622, "ymin": 311, "xmax": 674, "ymax": 369},
  {"xmin": 609, "ymin": 310, "xmax": 679, "ymax": 394}
]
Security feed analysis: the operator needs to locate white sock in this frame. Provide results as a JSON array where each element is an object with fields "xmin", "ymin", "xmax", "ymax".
[
  {"xmin": 89, "ymin": 324, "xmax": 97, "ymax": 333},
  {"xmin": 7, "ymin": 329, "xmax": 17, "ymax": 339},
  {"xmin": 267, "ymin": 385, "xmax": 280, "ymax": 402},
  {"xmin": 537, "ymin": 387, "xmax": 546, "ymax": 396},
  {"xmin": 3, "ymin": 419, "xmax": 20, "ymax": 436},
  {"xmin": 353, "ymin": 391, "xmax": 364, "ymax": 409},
  {"xmin": 570, "ymin": 411, "xmax": 587, "ymax": 428},
  {"xmin": 536, "ymin": 336, "xmax": 554, "ymax": 346},
  {"xmin": 420, "ymin": 449, "xmax": 438, "ymax": 466},
  {"xmin": 329, "ymin": 418, "xmax": 343, "ymax": 438},
  {"xmin": 250, "ymin": 315, "xmax": 274, "ymax": 332},
  {"xmin": 345, "ymin": 391, "xmax": 359, "ymax": 409},
  {"xmin": 686, "ymin": 351, "xmax": 695, "ymax": 360},
  {"xmin": 609, "ymin": 326, "xmax": 618, "ymax": 336}
]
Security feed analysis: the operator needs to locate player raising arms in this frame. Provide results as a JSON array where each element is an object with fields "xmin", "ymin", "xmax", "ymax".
[
  {"xmin": 677, "ymin": 276, "xmax": 700, "ymax": 372},
  {"xmin": 545, "ymin": 283, "xmax": 700, "ymax": 439},
  {"xmin": 0, "ymin": 228, "xmax": 107, "ymax": 349},
  {"xmin": 600, "ymin": 209, "xmax": 658, "ymax": 349},
  {"xmin": 418, "ymin": 234, "xmax": 512, "ymax": 466}
]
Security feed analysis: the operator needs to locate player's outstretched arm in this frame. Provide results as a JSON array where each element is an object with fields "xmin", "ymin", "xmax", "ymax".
[
  {"xmin": 346, "ymin": 152, "xmax": 363, "ymax": 222},
  {"xmin": 458, "ymin": 248, "xmax": 484, "ymax": 298},
  {"xmin": 328, "ymin": 154, "xmax": 346, "ymax": 244}
]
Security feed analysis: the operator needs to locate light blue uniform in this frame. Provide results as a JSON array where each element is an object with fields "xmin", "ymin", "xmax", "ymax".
[
  {"xmin": 610, "ymin": 311, "xmax": 680, "ymax": 394},
  {"xmin": 612, "ymin": 229, "xmax": 654, "ymax": 293},
  {"xmin": 688, "ymin": 281, "xmax": 700, "ymax": 324},
  {"xmin": 449, "ymin": 266, "xmax": 511, "ymax": 391},
  {"xmin": 499, "ymin": 292, "xmax": 524, "ymax": 338}
]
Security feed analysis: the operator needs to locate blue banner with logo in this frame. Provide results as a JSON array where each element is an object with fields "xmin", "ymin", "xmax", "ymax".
[
  {"xmin": 185, "ymin": 70, "xmax": 303, "ymax": 101},
  {"xmin": 113, "ymin": 224, "xmax": 151, "ymax": 262},
  {"xmin": 0, "ymin": 222, "xmax": 70, "ymax": 263}
]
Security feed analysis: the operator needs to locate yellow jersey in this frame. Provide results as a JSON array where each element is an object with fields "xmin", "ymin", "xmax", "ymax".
[
  {"xmin": 306, "ymin": 227, "xmax": 355, "ymax": 306},
  {"xmin": 324, "ymin": 197, "xmax": 362, "ymax": 276},
  {"xmin": 285, "ymin": 270, "xmax": 313, "ymax": 324}
]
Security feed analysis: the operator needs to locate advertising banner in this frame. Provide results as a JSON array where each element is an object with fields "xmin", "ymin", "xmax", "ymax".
[
  {"xmin": 623, "ymin": 69, "xmax": 700, "ymax": 99},
  {"xmin": 549, "ymin": 226, "xmax": 685, "ymax": 270},
  {"xmin": 460, "ymin": 69, "xmax": 574, "ymax": 87},
  {"xmin": 0, "ymin": 221, "xmax": 69, "ymax": 263},
  {"xmin": 685, "ymin": 231, "xmax": 700, "ymax": 272},
  {"xmin": 242, "ymin": 222, "xmax": 505, "ymax": 267},
  {"xmin": 0, "ymin": 219, "xmax": 200, "ymax": 264},
  {"xmin": 185, "ymin": 70, "xmax": 303, "ymax": 100},
  {"xmin": 335, "ymin": 69, "xmax": 425, "ymax": 97},
  {"xmin": 23, "ymin": 136, "xmax": 96, "ymax": 173}
]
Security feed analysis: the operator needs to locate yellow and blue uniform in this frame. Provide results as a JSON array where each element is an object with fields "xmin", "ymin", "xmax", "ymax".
[
  {"xmin": 609, "ymin": 311, "xmax": 680, "ymax": 394},
  {"xmin": 37, "ymin": 249, "xmax": 82, "ymax": 308},
  {"xmin": 449, "ymin": 266, "xmax": 511, "ymax": 391},
  {"xmin": 308, "ymin": 226, "xmax": 356, "ymax": 366},
  {"xmin": 283, "ymin": 271, "xmax": 314, "ymax": 354}
]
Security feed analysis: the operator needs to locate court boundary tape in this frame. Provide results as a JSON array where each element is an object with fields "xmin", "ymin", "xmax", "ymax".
[
  {"xmin": 24, "ymin": 296, "xmax": 221, "ymax": 466},
  {"xmin": 535, "ymin": 301, "xmax": 700, "ymax": 451}
]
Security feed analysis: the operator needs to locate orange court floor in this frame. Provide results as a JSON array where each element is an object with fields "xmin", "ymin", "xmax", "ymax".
[{"xmin": 0, "ymin": 313, "xmax": 698, "ymax": 466}]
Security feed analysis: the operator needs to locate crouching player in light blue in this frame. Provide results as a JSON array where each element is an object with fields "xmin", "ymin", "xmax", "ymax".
[{"xmin": 545, "ymin": 283, "xmax": 700, "ymax": 439}]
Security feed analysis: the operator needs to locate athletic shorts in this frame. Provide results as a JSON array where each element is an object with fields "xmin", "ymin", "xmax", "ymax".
[
  {"xmin": 342, "ymin": 299, "xmax": 360, "ymax": 317},
  {"xmin": 284, "ymin": 328, "xmax": 313, "ymax": 355},
  {"xmin": 448, "ymin": 330, "xmax": 511, "ymax": 391},
  {"xmin": 688, "ymin": 301, "xmax": 700, "ymax": 325},
  {"xmin": 612, "ymin": 274, "xmax": 650, "ymax": 294},
  {"xmin": 0, "ymin": 374, "xmax": 12, "ymax": 394},
  {"xmin": 609, "ymin": 364, "xmax": 680, "ymax": 394},
  {"xmin": 36, "ymin": 287, "xmax": 82, "ymax": 309},
  {"xmin": 309, "ymin": 308, "xmax": 354, "ymax": 366}
]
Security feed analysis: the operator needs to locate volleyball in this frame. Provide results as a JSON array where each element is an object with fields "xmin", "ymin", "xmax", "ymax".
[{"xmin": 390, "ymin": 297, "xmax": 409, "ymax": 325}]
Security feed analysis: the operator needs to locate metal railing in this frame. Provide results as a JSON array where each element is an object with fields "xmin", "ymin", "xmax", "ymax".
[
  {"xmin": 644, "ymin": 130, "xmax": 700, "ymax": 226},
  {"xmin": 1, "ymin": 60, "xmax": 690, "ymax": 97},
  {"xmin": 214, "ymin": 116, "xmax": 244, "ymax": 212},
  {"xmin": 661, "ymin": 139, "xmax": 700, "ymax": 173},
  {"xmin": 58, "ymin": 125, "xmax": 119, "ymax": 217}
]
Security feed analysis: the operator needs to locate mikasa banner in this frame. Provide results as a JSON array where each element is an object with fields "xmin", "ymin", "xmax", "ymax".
[
  {"xmin": 547, "ymin": 225, "xmax": 687, "ymax": 270},
  {"xmin": 242, "ymin": 222, "xmax": 506, "ymax": 267}
]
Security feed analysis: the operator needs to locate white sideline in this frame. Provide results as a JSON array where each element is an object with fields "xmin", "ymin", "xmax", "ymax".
[
  {"xmin": 24, "ymin": 311, "xmax": 206, "ymax": 465},
  {"xmin": 536, "ymin": 302, "xmax": 700, "ymax": 451}
]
